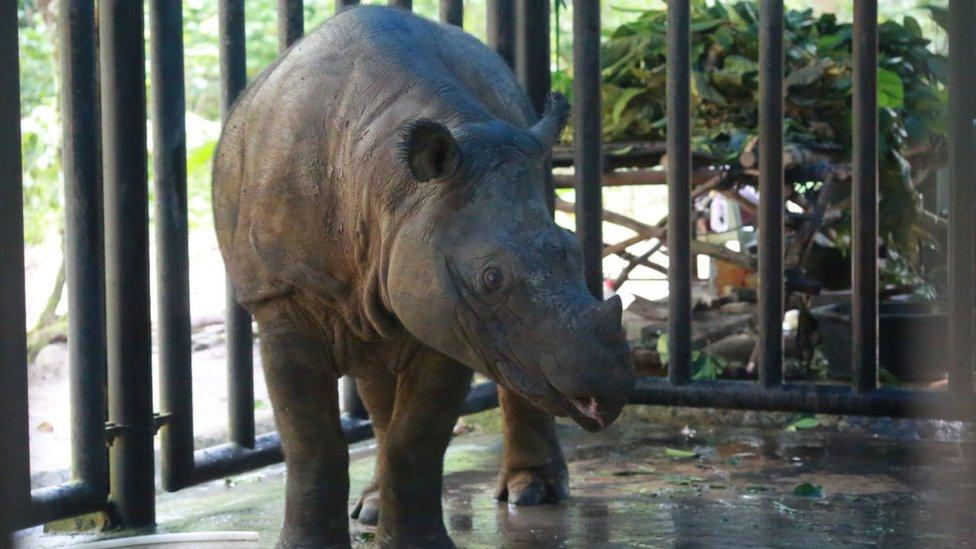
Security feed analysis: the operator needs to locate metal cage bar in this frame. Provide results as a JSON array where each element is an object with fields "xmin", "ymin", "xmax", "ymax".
[
  {"xmin": 440, "ymin": 0, "xmax": 462, "ymax": 26},
  {"xmin": 514, "ymin": 0, "xmax": 550, "ymax": 120},
  {"xmin": 757, "ymin": 0, "xmax": 784, "ymax": 387},
  {"xmin": 60, "ymin": 0, "xmax": 109, "ymax": 513},
  {"xmin": 24, "ymin": 1, "xmax": 110, "ymax": 527},
  {"xmin": 100, "ymin": 0, "xmax": 155, "ymax": 528},
  {"xmin": 218, "ymin": 0, "xmax": 256, "ymax": 450},
  {"xmin": 573, "ymin": 0, "xmax": 602, "ymax": 299},
  {"xmin": 151, "ymin": 0, "xmax": 196, "ymax": 493},
  {"xmin": 389, "ymin": 0, "xmax": 412, "ymax": 10},
  {"xmin": 666, "ymin": 0, "xmax": 692, "ymax": 385},
  {"xmin": 515, "ymin": 0, "xmax": 552, "ymax": 211},
  {"xmin": 948, "ymin": 0, "xmax": 976, "ymax": 397},
  {"xmin": 278, "ymin": 0, "xmax": 304, "ymax": 51},
  {"xmin": 337, "ymin": 0, "xmax": 360, "ymax": 12},
  {"xmin": 852, "ymin": 0, "xmax": 879, "ymax": 394},
  {"xmin": 487, "ymin": 0, "xmax": 515, "ymax": 68},
  {"xmin": 0, "ymin": 0, "xmax": 31, "ymax": 539}
]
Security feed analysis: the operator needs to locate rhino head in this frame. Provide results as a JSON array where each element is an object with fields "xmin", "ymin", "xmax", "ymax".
[{"xmin": 386, "ymin": 93, "xmax": 635, "ymax": 432}]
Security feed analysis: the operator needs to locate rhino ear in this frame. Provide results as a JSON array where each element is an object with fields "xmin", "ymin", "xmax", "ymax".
[{"xmin": 399, "ymin": 119, "xmax": 461, "ymax": 182}]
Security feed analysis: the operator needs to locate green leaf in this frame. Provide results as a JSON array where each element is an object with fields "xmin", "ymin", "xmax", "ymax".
[
  {"xmin": 612, "ymin": 88, "xmax": 646, "ymax": 123},
  {"xmin": 656, "ymin": 333, "xmax": 669, "ymax": 365},
  {"xmin": 792, "ymin": 482, "xmax": 823, "ymax": 498},
  {"xmin": 664, "ymin": 447, "xmax": 698, "ymax": 459},
  {"xmin": 877, "ymin": 68, "xmax": 905, "ymax": 109},
  {"xmin": 353, "ymin": 532, "xmax": 376, "ymax": 542},
  {"xmin": 786, "ymin": 415, "xmax": 819, "ymax": 431}
]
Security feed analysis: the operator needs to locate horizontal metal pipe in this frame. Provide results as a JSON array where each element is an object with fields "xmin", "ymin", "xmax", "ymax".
[
  {"xmin": 459, "ymin": 382, "xmax": 500, "ymax": 415},
  {"xmin": 27, "ymin": 482, "xmax": 104, "ymax": 529},
  {"xmin": 191, "ymin": 382, "xmax": 497, "ymax": 487},
  {"xmin": 667, "ymin": 0, "xmax": 692, "ymax": 385},
  {"xmin": 852, "ymin": 0, "xmax": 879, "ymax": 394},
  {"xmin": 631, "ymin": 377, "xmax": 975, "ymax": 421}
]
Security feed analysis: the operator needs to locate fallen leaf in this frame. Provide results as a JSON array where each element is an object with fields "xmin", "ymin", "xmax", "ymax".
[
  {"xmin": 664, "ymin": 447, "xmax": 698, "ymax": 459},
  {"xmin": 792, "ymin": 481, "xmax": 823, "ymax": 497}
]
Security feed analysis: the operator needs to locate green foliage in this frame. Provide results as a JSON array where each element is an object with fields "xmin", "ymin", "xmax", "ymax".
[
  {"xmin": 18, "ymin": 3, "xmax": 61, "ymax": 245},
  {"xmin": 655, "ymin": 333, "xmax": 727, "ymax": 381},
  {"xmin": 553, "ymin": 2, "xmax": 948, "ymax": 266}
]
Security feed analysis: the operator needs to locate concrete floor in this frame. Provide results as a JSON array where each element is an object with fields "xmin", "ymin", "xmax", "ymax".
[{"xmin": 18, "ymin": 407, "xmax": 976, "ymax": 548}]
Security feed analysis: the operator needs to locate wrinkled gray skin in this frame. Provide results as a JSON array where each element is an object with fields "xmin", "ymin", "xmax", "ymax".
[{"xmin": 213, "ymin": 6, "xmax": 635, "ymax": 548}]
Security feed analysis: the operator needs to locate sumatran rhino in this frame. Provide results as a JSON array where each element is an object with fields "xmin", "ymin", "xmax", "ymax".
[{"xmin": 213, "ymin": 5, "xmax": 635, "ymax": 548}]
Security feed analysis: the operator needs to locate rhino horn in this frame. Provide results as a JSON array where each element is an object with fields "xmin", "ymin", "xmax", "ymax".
[{"xmin": 529, "ymin": 92, "xmax": 570, "ymax": 149}]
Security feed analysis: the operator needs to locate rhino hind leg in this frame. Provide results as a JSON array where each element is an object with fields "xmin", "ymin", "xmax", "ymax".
[
  {"xmin": 253, "ymin": 303, "xmax": 351, "ymax": 549},
  {"xmin": 375, "ymin": 349, "xmax": 473, "ymax": 548},
  {"xmin": 495, "ymin": 386, "xmax": 570, "ymax": 506},
  {"xmin": 350, "ymin": 372, "xmax": 398, "ymax": 526}
]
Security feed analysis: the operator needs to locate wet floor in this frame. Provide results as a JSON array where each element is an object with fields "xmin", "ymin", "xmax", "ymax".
[{"xmin": 17, "ymin": 407, "xmax": 976, "ymax": 548}]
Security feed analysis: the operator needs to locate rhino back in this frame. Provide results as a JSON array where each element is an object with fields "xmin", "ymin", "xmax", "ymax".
[{"xmin": 213, "ymin": 6, "xmax": 533, "ymax": 321}]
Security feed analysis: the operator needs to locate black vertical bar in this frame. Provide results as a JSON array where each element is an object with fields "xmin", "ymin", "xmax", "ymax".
[
  {"xmin": 487, "ymin": 0, "xmax": 515, "ymax": 68},
  {"xmin": 278, "ymin": 0, "xmax": 303, "ymax": 52},
  {"xmin": 667, "ymin": 0, "xmax": 692, "ymax": 385},
  {"xmin": 389, "ymin": 0, "xmax": 412, "ymax": 10},
  {"xmin": 100, "ymin": 0, "xmax": 155, "ymax": 528},
  {"xmin": 574, "ymin": 0, "xmax": 602, "ymax": 299},
  {"xmin": 0, "ymin": 0, "xmax": 32, "ymax": 540},
  {"xmin": 515, "ymin": 0, "xmax": 550, "ymax": 117},
  {"xmin": 948, "ymin": 0, "xmax": 976, "ymax": 397},
  {"xmin": 61, "ymin": 0, "xmax": 109, "ymax": 501},
  {"xmin": 440, "ymin": 0, "xmax": 462, "ymax": 26},
  {"xmin": 515, "ymin": 0, "xmax": 552, "ymax": 211},
  {"xmin": 757, "ymin": 0, "xmax": 784, "ymax": 387},
  {"xmin": 852, "ymin": 0, "xmax": 878, "ymax": 394},
  {"xmin": 150, "ymin": 0, "xmax": 195, "ymax": 492},
  {"xmin": 219, "ymin": 0, "xmax": 256, "ymax": 449},
  {"xmin": 336, "ymin": 0, "xmax": 360, "ymax": 12}
]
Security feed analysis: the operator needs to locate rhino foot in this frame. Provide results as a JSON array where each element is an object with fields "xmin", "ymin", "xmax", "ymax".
[
  {"xmin": 350, "ymin": 481, "xmax": 381, "ymax": 526},
  {"xmin": 495, "ymin": 464, "xmax": 570, "ymax": 506}
]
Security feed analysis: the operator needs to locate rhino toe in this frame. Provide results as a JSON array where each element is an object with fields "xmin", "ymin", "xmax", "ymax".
[
  {"xmin": 496, "ymin": 468, "xmax": 570, "ymax": 506},
  {"xmin": 350, "ymin": 483, "xmax": 380, "ymax": 526}
]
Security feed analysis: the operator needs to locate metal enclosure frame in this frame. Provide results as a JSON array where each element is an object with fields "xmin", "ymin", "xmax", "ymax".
[{"xmin": 1, "ymin": 0, "xmax": 973, "ymax": 538}]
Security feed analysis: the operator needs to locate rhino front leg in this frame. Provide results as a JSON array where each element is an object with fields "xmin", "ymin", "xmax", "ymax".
[
  {"xmin": 376, "ymin": 349, "xmax": 472, "ymax": 548},
  {"xmin": 495, "ymin": 387, "xmax": 569, "ymax": 506},
  {"xmin": 254, "ymin": 305, "xmax": 350, "ymax": 549},
  {"xmin": 350, "ymin": 371, "xmax": 398, "ymax": 526}
]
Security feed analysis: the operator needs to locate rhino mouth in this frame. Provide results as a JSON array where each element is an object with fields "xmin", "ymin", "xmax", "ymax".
[{"xmin": 446, "ymin": 257, "xmax": 618, "ymax": 431}]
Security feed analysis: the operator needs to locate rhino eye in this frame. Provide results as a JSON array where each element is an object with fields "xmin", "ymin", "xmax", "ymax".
[{"xmin": 482, "ymin": 267, "xmax": 505, "ymax": 293}]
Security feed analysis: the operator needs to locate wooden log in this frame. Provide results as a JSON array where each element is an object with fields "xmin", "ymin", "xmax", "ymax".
[{"xmin": 552, "ymin": 166, "xmax": 719, "ymax": 188}]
